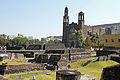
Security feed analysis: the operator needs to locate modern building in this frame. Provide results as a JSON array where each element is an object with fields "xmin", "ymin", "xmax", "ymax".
[
  {"xmin": 7, "ymin": 35, "xmax": 16, "ymax": 40},
  {"xmin": 62, "ymin": 7, "xmax": 118, "ymax": 48},
  {"xmin": 46, "ymin": 36, "xmax": 62, "ymax": 41},
  {"xmin": 87, "ymin": 34, "xmax": 120, "ymax": 48},
  {"xmin": 93, "ymin": 23, "xmax": 120, "ymax": 34}
]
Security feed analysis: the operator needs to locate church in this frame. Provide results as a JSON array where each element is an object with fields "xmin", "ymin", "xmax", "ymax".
[{"xmin": 62, "ymin": 7, "xmax": 118, "ymax": 48}]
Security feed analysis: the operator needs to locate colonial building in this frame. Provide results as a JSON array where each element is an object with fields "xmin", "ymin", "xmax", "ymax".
[
  {"xmin": 87, "ymin": 34, "xmax": 120, "ymax": 48},
  {"xmin": 62, "ymin": 7, "xmax": 118, "ymax": 48}
]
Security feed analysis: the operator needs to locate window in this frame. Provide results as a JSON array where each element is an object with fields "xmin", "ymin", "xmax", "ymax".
[
  {"xmin": 118, "ymin": 39, "xmax": 120, "ymax": 42},
  {"xmin": 106, "ymin": 39, "xmax": 108, "ymax": 43},
  {"xmin": 111, "ymin": 39, "xmax": 114, "ymax": 42}
]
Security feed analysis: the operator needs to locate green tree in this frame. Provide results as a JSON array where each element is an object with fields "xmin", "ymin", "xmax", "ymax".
[
  {"xmin": 98, "ymin": 39, "xmax": 104, "ymax": 49},
  {"xmin": 33, "ymin": 39, "xmax": 40, "ymax": 44},
  {"xmin": 0, "ymin": 38, "xmax": 7, "ymax": 46},
  {"xmin": 48, "ymin": 40, "xmax": 54, "ymax": 43},
  {"xmin": 54, "ymin": 39, "xmax": 62, "ymax": 44},
  {"xmin": 89, "ymin": 32, "xmax": 104, "ymax": 48},
  {"xmin": 89, "ymin": 32, "xmax": 98, "ymax": 47},
  {"xmin": 12, "ymin": 37, "xmax": 29, "ymax": 46},
  {"xmin": 40, "ymin": 38, "xmax": 47, "ymax": 44},
  {"xmin": 29, "ymin": 40, "xmax": 34, "ymax": 44},
  {"xmin": 0, "ymin": 34, "xmax": 6, "ymax": 39},
  {"xmin": 72, "ymin": 30, "xmax": 84, "ymax": 48}
]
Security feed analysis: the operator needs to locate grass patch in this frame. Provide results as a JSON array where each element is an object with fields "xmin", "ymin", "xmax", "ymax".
[
  {"xmin": 0, "ymin": 58, "xmax": 33, "ymax": 65},
  {"xmin": 12, "ymin": 60, "xmax": 119, "ymax": 80},
  {"xmin": 5, "ymin": 70, "xmax": 49, "ymax": 80},
  {"xmin": 4, "ymin": 57, "xmax": 119, "ymax": 80},
  {"xmin": 75, "ymin": 60, "xmax": 119, "ymax": 80},
  {"xmin": 21, "ymin": 72, "xmax": 56, "ymax": 80},
  {"xmin": 70, "ymin": 57, "xmax": 97, "ymax": 68}
]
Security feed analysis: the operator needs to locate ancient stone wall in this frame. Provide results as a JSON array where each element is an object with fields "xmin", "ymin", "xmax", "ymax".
[
  {"xmin": 35, "ymin": 48, "xmax": 91, "ymax": 70},
  {"xmin": 97, "ymin": 56, "xmax": 108, "ymax": 61},
  {"xmin": 24, "ymin": 52, "xmax": 34, "ymax": 58},
  {"xmin": 35, "ymin": 54, "xmax": 48, "ymax": 63},
  {"xmin": 101, "ymin": 64, "xmax": 120, "ymax": 80},
  {"xmin": 0, "ymin": 64, "xmax": 45, "ymax": 75},
  {"xmin": 56, "ymin": 70, "xmax": 81, "ymax": 80},
  {"xmin": 96, "ymin": 50, "xmax": 117, "ymax": 56},
  {"xmin": 26, "ymin": 44, "xmax": 42, "ymax": 50},
  {"xmin": 70, "ymin": 48, "xmax": 85, "ymax": 53},
  {"xmin": 44, "ymin": 44, "xmax": 66, "ymax": 50},
  {"xmin": 97, "ymin": 54, "xmax": 119, "ymax": 61},
  {"xmin": 56, "ymin": 70, "xmax": 97, "ymax": 80},
  {"xmin": 4, "ymin": 53, "xmax": 24, "ymax": 59},
  {"xmin": 45, "ymin": 50, "xmax": 65, "ymax": 54},
  {"xmin": 7, "ymin": 46, "xmax": 24, "ymax": 50},
  {"xmin": 111, "ymin": 56, "xmax": 120, "ymax": 63},
  {"xmin": 0, "ymin": 75, "xmax": 9, "ymax": 80},
  {"xmin": 70, "ymin": 53, "xmax": 91, "ymax": 62}
]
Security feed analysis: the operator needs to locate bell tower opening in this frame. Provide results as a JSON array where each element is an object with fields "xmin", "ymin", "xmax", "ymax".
[
  {"xmin": 78, "ymin": 11, "xmax": 84, "ymax": 29},
  {"xmin": 71, "ymin": 41, "xmax": 74, "ymax": 48}
]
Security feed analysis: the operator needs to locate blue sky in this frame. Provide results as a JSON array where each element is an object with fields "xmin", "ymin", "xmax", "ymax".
[{"xmin": 0, "ymin": 0, "xmax": 120, "ymax": 39}]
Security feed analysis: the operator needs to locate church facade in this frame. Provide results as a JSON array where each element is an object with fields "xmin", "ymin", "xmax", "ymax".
[{"xmin": 62, "ymin": 7, "xmax": 118, "ymax": 48}]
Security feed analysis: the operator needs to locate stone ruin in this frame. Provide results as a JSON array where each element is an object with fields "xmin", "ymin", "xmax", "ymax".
[
  {"xmin": 7, "ymin": 46, "xmax": 24, "ymax": 50},
  {"xmin": 35, "ymin": 44, "xmax": 91, "ymax": 70},
  {"xmin": 56, "ymin": 70, "xmax": 97, "ymax": 80},
  {"xmin": 96, "ymin": 50, "xmax": 120, "ymax": 62},
  {"xmin": 0, "ymin": 44, "xmax": 92, "ymax": 75},
  {"xmin": 0, "ymin": 64, "xmax": 45, "ymax": 75},
  {"xmin": 56, "ymin": 70, "xmax": 81, "ymax": 80},
  {"xmin": 101, "ymin": 64, "xmax": 120, "ymax": 80}
]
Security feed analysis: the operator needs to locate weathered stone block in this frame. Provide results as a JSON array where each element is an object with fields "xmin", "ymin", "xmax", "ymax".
[
  {"xmin": 81, "ymin": 74, "xmax": 97, "ymax": 80},
  {"xmin": 101, "ymin": 64, "xmax": 120, "ymax": 80},
  {"xmin": 56, "ymin": 70, "xmax": 81, "ymax": 80}
]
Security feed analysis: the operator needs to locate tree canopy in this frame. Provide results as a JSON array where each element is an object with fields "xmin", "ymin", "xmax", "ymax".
[{"xmin": 72, "ymin": 30, "xmax": 84, "ymax": 48}]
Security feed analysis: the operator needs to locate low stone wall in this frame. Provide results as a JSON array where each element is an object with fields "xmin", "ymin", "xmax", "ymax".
[
  {"xmin": 0, "ymin": 64, "xmax": 45, "ymax": 75},
  {"xmin": 101, "ymin": 64, "xmax": 120, "ymax": 80},
  {"xmin": 57, "ymin": 59, "xmax": 68, "ymax": 70},
  {"xmin": 56, "ymin": 70, "xmax": 81, "ymax": 80},
  {"xmin": 96, "ymin": 50, "xmax": 117, "ymax": 56},
  {"xmin": 26, "ymin": 45, "xmax": 41, "ymax": 50},
  {"xmin": 4, "ymin": 53, "xmax": 24, "ymax": 59},
  {"xmin": 45, "ymin": 50, "xmax": 65, "ymax": 54},
  {"xmin": 44, "ymin": 44, "xmax": 66, "ymax": 50},
  {"xmin": 35, "ymin": 54, "xmax": 48, "ymax": 63},
  {"xmin": 7, "ymin": 46, "xmax": 24, "ymax": 50},
  {"xmin": 70, "ymin": 48, "xmax": 85, "ymax": 53},
  {"xmin": 24, "ymin": 52, "xmax": 34, "ymax": 58},
  {"xmin": 0, "ymin": 75, "xmax": 10, "ymax": 80},
  {"xmin": 70, "ymin": 53, "xmax": 91, "ymax": 62},
  {"xmin": 97, "ymin": 54, "xmax": 120, "ymax": 61},
  {"xmin": 81, "ymin": 74, "xmax": 97, "ymax": 80},
  {"xmin": 56, "ymin": 70, "xmax": 97, "ymax": 80},
  {"xmin": 97, "ymin": 56, "xmax": 108, "ymax": 61},
  {"xmin": 35, "ymin": 48, "xmax": 91, "ymax": 70},
  {"xmin": 111, "ymin": 56, "xmax": 120, "ymax": 63}
]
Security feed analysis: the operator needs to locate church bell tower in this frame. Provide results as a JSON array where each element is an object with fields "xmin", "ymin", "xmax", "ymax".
[
  {"xmin": 62, "ymin": 7, "xmax": 69, "ymax": 44},
  {"xmin": 78, "ymin": 11, "xmax": 84, "ymax": 29},
  {"xmin": 63, "ymin": 7, "xmax": 69, "ymax": 26}
]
